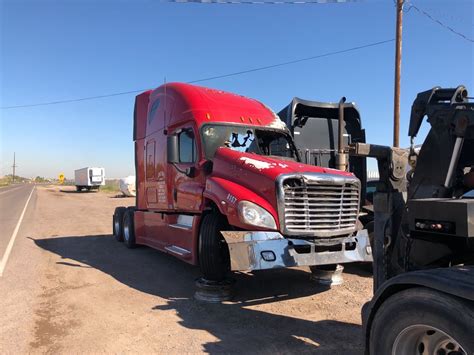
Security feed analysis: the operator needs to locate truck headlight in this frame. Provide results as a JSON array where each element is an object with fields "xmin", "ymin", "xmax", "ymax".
[{"xmin": 237, "ymin": 201, "xmax": 277, "ymax": 230}]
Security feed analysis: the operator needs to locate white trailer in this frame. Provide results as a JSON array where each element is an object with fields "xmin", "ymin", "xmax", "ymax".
[{"xmin": 74, "ymin": 167, "xmax": 105, "ymax": 192}]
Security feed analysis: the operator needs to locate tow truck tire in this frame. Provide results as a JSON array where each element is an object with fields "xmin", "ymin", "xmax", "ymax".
[
  {"xmin": 199, "ymin": 213, "xmax": 230, "ymax": 282},
  {"xmin": 370, "ymin": 287, "xmax": 474, "ymax": 355},
  {"xmin": 113, "ymin": 207, "xmax": 127, "ymax": 242},
  {"xmin": 123, "ymin": 208, "xmax": 136, "ymax": 249}
]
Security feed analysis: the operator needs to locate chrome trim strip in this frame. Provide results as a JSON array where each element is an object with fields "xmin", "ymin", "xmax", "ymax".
[{"xmin": 165, "ymin": 245, "xmax": 191, "ymax": 256}]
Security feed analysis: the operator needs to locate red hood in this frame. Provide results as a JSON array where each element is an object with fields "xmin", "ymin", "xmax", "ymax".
[
  {"xmin": 213, "ymin": 147, "xmax": 354, "ymax": 180},
  {"xmin": 211, "ymin": 147, "xmax": 355, "ymax": 208}
]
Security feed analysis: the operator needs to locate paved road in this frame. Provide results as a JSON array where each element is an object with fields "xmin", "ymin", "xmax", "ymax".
[{"xmin": 0, "ymin": 184, "xmax": 36, "ymax": 271}]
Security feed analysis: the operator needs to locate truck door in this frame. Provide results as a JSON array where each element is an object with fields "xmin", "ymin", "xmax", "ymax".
[{"xmin": 168, "ymin": 126, "xmax": 204, "ymax": 212}]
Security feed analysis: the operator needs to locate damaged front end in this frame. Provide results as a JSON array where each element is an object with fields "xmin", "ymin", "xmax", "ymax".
[
  {"xmin": 221, "ymin": 172, "xmax": 373, "ymax": 271},
  {"xmin": 221, "ymin": 230, "xmax": 372, "ymax": 271}
]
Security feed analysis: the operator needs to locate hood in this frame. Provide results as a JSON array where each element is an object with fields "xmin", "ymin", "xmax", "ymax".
[
  {"xmin": 211, "ymin": 147, "xmax": 355, "ymax": 207},
  {"xmin": 214, "ymin": 147, "xmax": 354, "ymax": 179}
]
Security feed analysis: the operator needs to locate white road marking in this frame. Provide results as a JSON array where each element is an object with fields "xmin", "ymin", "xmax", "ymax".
[{"xmin": 0, "ymin": 186, "xmax": 35, "ymax": 277}]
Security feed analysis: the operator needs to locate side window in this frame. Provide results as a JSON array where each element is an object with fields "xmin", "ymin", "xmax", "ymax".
[
  {"xmin": 148, "ymin": 99, "xmax": 160, "ymax": 124},
  {"xmin": 178, "ymin": 129, "xmax": 197, "ymax": 163}
]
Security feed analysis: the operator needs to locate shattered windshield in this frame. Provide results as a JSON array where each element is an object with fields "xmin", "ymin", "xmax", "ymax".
[{"xmin": 201, "ymin": 124, "xmax": 298, "ymax": 161}]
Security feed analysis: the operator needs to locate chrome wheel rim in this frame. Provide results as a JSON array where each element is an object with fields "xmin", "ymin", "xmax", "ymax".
[
  {"xmin": 392, "ymin": 324, "xmax": 466, "ymax": 355},
  {"xmin": 123, "ymin": 220, "xmax": 130, "ymax": 242},
  {"xmin": 114, "ymin": 216, "xmax": 120, "ymax": 236}
]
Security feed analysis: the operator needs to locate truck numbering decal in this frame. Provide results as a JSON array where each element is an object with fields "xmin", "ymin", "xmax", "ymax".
[{"xmin": 226, "ymin": 193, "xmax": 237, "ymax": 204}]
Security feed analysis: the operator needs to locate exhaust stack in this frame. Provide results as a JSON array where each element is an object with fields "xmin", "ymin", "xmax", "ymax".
[{"xmin": 336, "ymin": 96, "xmax": 347, "ymax": 171}]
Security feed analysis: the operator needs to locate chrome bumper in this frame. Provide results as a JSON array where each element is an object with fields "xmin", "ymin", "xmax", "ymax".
[{"xmin": 221, "ymin": 229, "xmax": 372, "ymax": 271}]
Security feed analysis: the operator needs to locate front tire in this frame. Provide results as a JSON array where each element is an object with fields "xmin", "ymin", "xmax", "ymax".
[
  {"xmin": 370, "ymin": 287, "xmax": 474, "ymax": 354},
  {"xmin": 113, "ymin": 207, "xmax": 127, "ymax": 242},
  {"xmin": 123, "ymin": 208, "xmax": 136, "ymax": 249},
  {"xmin": 199, "ymin": 213, "xmax": 230, "ymax": 282}
]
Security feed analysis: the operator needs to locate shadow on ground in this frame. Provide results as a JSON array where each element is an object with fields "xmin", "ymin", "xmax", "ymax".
[
  {"xmin": 34, "ymin": 234, "xmax": 364, "ymax": 354},
  {"xmin": 59, "ymin": 189, "xmax": 98, "ymax": 194}
]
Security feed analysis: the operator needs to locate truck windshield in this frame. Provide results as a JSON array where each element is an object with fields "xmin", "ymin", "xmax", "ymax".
[{"xmin": 201, "ymin": 124, "xmax": 298, "ymax": 161}]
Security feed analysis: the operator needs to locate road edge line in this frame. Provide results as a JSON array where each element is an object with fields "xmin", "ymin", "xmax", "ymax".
[{"xmin": 0, "ymin": 186, "xmax": 35, "ymax": 277}]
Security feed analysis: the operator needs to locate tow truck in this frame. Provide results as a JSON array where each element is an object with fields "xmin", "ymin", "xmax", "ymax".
[{"xmin": 355, "ymin": 86, "xmax": 474, "ymax": 354}]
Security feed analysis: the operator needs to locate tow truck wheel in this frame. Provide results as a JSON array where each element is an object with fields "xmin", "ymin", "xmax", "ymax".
[
  {"xmin": 123, "ymin": 208, "xmax": 136, "ymax": 249},
  {"xmin": 198, "ymin": 213, "xmax": 230, "ymax": 282},
  {"xmin": 370, "ymin": 287, "xmax": 474, "ymax": 355},
  {"xmin": 113, "ymin": 207, "xmax": 127, "ymax": 242}
]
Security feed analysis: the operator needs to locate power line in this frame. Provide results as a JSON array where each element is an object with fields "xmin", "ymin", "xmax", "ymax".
[
  {"xmin": 1, "ymin": 38, "xmax": 393, "ymax": 110},
  {"xmin": 163, "ymin": 0, "xmax": 360, "ymax": 4},
  {"xmin": 407, "ymin": 2, "xmax": 474, "ymax": 43}
]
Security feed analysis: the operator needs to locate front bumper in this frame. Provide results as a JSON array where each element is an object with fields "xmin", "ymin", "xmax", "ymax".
[{"xmin": 221, "ymin": 229, "xmax": 372, "ymax": 271}]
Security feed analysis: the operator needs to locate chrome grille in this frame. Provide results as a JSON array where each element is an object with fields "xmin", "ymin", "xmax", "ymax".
[{"xmin": 277, "ymin": 174, "xmax": 360, "ymax": 237}]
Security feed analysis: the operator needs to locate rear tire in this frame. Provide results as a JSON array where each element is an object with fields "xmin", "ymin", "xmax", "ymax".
[
  {"xmin": 370, "ymin": 287, "xmax": 474, "ymax": 354},
  {"xmin": 123, "ymin": 208, "xmax": 136, "ymax": 249},
  {"xmin": 76, "ymin": 186, "xmax": 82, "ymax": 192},
  {"xmin": 199, "ymin": 213, "xmax": 230, "ymax": 282},
  {"xmin": 113, "ymin": 207, "xmax": 127, "ymax": 242}
]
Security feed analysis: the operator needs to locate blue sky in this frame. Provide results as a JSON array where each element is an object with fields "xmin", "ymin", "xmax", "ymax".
[{"xmin": 1, "ymin": 0, "xmax": 473, "ymax": 178}]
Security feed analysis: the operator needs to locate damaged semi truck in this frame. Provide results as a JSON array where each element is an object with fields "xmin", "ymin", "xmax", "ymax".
[{"xmin": 113, "ymin": 83, "xmax": 372, "ymax": 281}]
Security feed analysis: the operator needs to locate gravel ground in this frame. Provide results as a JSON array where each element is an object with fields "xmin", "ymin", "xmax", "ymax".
[{"xmin": 0, "ymin": 185, "xmax": 373, "ymax": 354}]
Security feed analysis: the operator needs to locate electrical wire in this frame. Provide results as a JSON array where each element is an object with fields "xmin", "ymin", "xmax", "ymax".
[
  {"xmin": 162, "ymin": 0, "xmax": 360, "ymax": 4},
  {"xmin": 1, "ymin": 38, "xmax": 394, "ymax": 110},
  {"xmin": 406, "ymin": 2, "xmax": 474, "ymax": 43}
]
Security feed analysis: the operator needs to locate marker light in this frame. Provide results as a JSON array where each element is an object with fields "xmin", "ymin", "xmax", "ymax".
[{"xmin": 237, "ymin": 201, "xmax": 277, "ymax": 230}]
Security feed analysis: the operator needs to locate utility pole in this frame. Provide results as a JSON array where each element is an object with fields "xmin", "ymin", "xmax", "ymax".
[
  {"xmin": 12, "ymin": 152, "xmax": 17, "ymax": 184},
  {"xmin": 393, "ymin": 0, "xmax": 404, "ymax": 148}
]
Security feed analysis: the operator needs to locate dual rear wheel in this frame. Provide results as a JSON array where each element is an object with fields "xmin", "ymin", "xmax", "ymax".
[{"xmin": 113, "ymin": 207, "xmax": 136, "ymax": 248}]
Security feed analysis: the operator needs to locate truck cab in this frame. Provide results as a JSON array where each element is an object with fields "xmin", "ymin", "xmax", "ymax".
[{"xmin": 114, "ymin": 83, "xmax": 372, "ymax": 281}]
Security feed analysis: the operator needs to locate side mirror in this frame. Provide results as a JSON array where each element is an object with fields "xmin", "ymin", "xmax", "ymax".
[
  {"xmin": 198, "ymin": 159, "xmax": 213, "ymax": 175},
  {"xmin": 185, "ymin": 166, "xmax": 196, "ymax": 178},
  {"xmin": 167, "ymin": 135, "xmax": 179, "ymax": 163}
]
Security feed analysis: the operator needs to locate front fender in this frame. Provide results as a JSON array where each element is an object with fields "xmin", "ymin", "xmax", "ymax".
[{"xmin": 203, "ymin": 176, "xmax": 279, "ymax": 231}]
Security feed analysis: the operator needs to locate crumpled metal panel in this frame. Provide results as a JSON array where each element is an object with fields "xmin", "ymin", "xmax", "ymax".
[{"xmin": 221, "ymin": 229, "xmax": 372, "ymax": 271}]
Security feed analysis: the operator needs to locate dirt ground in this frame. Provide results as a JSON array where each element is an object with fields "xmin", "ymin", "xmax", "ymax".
[{"xmin": 0, "ymin": 185, "xmax": 373, "ymax": 354}]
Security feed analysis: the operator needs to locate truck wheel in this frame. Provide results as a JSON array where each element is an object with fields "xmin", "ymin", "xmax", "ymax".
[
  {"xmin": 199, "ymin": 213, "xmax": 230, "ymax": 282},
  {"xmin": 113, "ymin": 207, "xmax": 127, "ymax": 242},
  {"xmin": 123, "ymin": 208, "xmax": 136, "ymax": 248},
  {"xmin": 76, "ymin": 186, "xmax": 82, "ymax": 192},
  {"xmin": 370, "ymin": 287, "xmax": 474, "ymax": 355}
]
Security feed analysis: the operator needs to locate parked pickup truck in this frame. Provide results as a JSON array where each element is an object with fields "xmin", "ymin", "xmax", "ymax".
[
  {"xmin": 113, "ymin": 83, "xmax": 372, "ymax": 281},
  {"xmin": 74, "ymin": 167, "xmax": 105, "ymax": 192}
]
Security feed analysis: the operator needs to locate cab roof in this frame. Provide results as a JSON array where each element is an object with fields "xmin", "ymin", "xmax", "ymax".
[{"xmin": 148, "ymin": 82, "xmax": 287, "ymax": 130}]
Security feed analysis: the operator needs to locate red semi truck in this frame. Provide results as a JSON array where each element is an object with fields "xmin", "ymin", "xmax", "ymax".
[{"xmin": 113, "ymin": 83, "xmax": 372, "ymax": 281}]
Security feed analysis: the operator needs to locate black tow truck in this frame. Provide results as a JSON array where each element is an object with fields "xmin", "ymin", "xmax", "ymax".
[
  {"xmin": 354, "ymin": 86, "xmax": 474, "ymax": 354},
  {"xmin": 281, "ymin": 86, "xmax": 474, "ymax": 354}
]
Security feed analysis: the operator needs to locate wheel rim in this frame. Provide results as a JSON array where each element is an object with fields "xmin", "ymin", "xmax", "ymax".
[
  {"xmin": 114, "ymin": 216, "xmax": 120, "ymax": 236},
  {"xmin": 392, "ymin": 324, "xmax": 466, "ymax": 355},
  {"xmin": 123, "ymin": 219, "xmax": 130, "ymax": 242}
]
